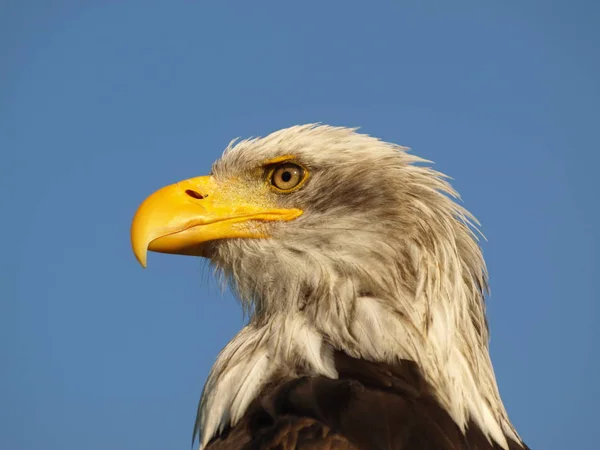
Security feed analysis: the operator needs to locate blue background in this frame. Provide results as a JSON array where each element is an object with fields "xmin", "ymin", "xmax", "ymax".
[{"xmin": 2, "ymin": 1, "xmax": 598, "ymax": 449}]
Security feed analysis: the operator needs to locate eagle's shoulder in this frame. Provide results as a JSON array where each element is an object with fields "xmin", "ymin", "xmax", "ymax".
[{"xmin": 204, "ymin": 352, "xmax": 528, "ymax": 450}]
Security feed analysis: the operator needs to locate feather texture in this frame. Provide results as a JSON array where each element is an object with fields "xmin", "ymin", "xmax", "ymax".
[
  {"xmin": 204, "ymin": 352, "xmax": 528, "ymax": 450},
  {"xmin": 187, "ymin": 125, "xmax": 528, "ymax": 449}
]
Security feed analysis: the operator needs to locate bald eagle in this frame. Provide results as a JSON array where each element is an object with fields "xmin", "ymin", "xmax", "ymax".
[{"xmin": 131, "ymin": 125, "xmax": 529, "ymax": 450}]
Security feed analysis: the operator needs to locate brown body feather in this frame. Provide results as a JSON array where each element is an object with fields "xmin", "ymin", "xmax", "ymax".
[{"xmin": 205, "ymin": 352, "xmax": 528, "ymax": 450}]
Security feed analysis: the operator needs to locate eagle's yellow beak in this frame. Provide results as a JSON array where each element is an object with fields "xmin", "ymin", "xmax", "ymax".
[{"xmin": 130, "ymin": 176, "xmax": 303, "ymax": 267}]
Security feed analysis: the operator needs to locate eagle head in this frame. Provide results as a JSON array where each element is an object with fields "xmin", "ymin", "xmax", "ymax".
[{"xmin": 131, "ymin": 124, "xmax": 521, "ymax": 450}]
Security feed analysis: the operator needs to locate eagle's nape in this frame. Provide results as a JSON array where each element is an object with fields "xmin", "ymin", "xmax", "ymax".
[{"xmin": 130, "ymin": 124, "xmax": 530, "ymax": 450}]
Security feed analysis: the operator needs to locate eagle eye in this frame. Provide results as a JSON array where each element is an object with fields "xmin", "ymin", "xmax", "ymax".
[{"xmin": 270, "ymin": 163, "xmax": 306, "ymax": 192}]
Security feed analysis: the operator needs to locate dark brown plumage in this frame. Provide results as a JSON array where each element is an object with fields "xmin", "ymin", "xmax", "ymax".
[{"xmin": 205, "ymin": 352, "xmax": 529, "ymax": 450}]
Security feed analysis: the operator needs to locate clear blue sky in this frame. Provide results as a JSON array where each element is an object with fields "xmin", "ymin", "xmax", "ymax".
[{"xmin": 2, "ymin": 1, "xmax": 598, "ymax": 449}]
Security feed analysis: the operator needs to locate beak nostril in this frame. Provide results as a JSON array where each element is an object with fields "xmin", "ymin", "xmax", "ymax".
[{"xmin": 185, "ymin": 189, "xmax": 206, "ymax": 200}]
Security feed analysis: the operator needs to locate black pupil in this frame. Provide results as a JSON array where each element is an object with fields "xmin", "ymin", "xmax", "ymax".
[{"xmin": 281, "ymin": 170, "xmax": 292, "ymax": 182}]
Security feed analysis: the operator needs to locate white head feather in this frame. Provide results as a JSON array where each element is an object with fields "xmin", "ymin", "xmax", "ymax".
[{"xmin": 194, "ymin": 125, "xmax": 521, "ymax": 449}]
